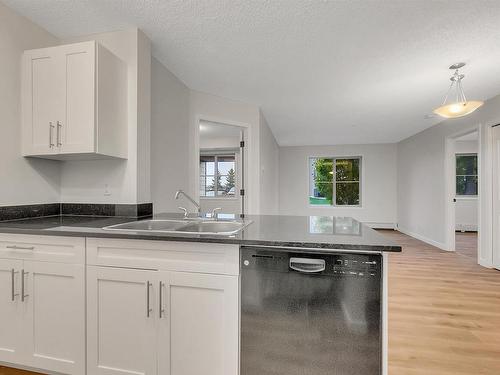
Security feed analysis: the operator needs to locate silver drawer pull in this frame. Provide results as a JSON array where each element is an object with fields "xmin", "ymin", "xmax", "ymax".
[
  {"xmin": 49, "ymin": 122, "xmax": 55, "ymax": 148},
  {"xmin": 146, "ymin": 281, "xmax": 152, "ymax": 318},
  {"xmin": 6, "ymin": 245, "xmax": 35, "ymax": 251},
  {"xmin": 159, "ymin": 281, "xmax": 165, "ymax": 318},
  {"xmin": 290, "ymin": 258, "xmax": 326, "ymax": 273},
  {"xmin": 11, "ymin": 269, "xmax": 19, "ymax": 301},
  {"xmin": 57, "ymin": 121, "xmax": 62, "ymax": 147},
  {"xmin": 21, "ymin": 270, "xmax": 29, "ymax": 302}
]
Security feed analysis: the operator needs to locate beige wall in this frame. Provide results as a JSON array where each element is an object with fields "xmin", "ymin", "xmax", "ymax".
[
  {"xmin": 0, "ymin": 2, "xmax": 61, "ymax": 206},
  {"xmin": 150, "ymin": 57, "xmax": 191, "ymax": 213},
  {"xmin": 279, "ymin": 143, "xmax": 397, "ymax": 227},
  {"xmin": 259, "ymin": 111, "xmax": 279, "ymax": 215}
]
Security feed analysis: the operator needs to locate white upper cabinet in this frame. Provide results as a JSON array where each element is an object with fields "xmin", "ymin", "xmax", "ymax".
[{"xmin": 22, "ymin": 41, "xmax": 128, "ymax": 160}]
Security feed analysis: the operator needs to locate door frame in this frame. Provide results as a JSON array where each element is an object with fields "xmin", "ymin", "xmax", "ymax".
[{"xmin": 444, "ymin": 121, "xmax": 496, "ymax": 268}]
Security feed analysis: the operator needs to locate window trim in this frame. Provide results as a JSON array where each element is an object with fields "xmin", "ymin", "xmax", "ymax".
[
  {"xmin": 455, "ymin": 153, "xmax": 478, "ymax": 197},
  {"xmin": 200, "ymin": 152, "xmax": 238, "ymax": 199},
  {"xmin": 308, "ymin": 156, "xmax": 363, "ymax": 208}
]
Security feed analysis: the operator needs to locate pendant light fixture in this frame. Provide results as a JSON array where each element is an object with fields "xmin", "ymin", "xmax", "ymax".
[{"xmin": 433, "ymin": 62, "xmax": 483, "ymax": 119}]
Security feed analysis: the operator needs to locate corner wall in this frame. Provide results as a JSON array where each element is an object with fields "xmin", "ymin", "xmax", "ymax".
[
  {"xmin": 259, "ymin": 111, "xmax": 279, "ymax": 215},
  {"xmin": 0, "ymin": 2, "xmax": 61, "ymax": 205},
  {"xmin": 60, "ymin": 29, "xmax": 151, "ymax": 204}
]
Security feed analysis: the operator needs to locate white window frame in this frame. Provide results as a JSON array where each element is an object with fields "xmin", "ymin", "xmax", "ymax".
[{"xmin": 308, "ymin": 156, "xmax": 363, "ymax": 207}]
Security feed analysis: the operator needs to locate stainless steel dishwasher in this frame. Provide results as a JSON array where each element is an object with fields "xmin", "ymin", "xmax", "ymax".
[{"xmin": 241, "ymin": 246, "xmax": 382, "ymax": 375}]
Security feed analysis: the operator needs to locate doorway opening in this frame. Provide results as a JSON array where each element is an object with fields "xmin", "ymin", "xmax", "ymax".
[
  {"xmin": 453, "ymin": 131, "xmax": 479, "ymax": 259},
  {"xmin": 196, "ymin": 120, "xmax": 247, "ymax": 218}
]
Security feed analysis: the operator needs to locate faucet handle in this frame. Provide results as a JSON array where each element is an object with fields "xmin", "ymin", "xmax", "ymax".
[
  {"xmin": 211, "ymin": 208, "xmax": 222, "ymax": 220},
  {"xmin": 178, "ymin": 206, "xmax": 188, "ymax": 218}
]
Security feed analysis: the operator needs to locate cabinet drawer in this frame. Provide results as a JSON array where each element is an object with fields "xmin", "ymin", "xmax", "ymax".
[
  {"xmin": 87, "ymin": 238, "xmax": 239, "ymax": 276},
  {"xmin": 0, "ymin": 234, "xmax": 85, "ymax": 264}
]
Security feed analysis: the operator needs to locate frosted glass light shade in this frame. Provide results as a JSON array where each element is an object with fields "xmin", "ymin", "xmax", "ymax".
[{"xmin": 433, "ymin": 100, "xmax": 484, "ymax": 119}]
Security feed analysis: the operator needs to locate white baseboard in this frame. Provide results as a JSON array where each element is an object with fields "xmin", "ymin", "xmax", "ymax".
[
  {"xmin": 396, "ymin": 226, "xmax": 448, "ymax": 250},
  {"xmin": 363, "ymin": 222, "xmax": 396, "ymax": 229}
]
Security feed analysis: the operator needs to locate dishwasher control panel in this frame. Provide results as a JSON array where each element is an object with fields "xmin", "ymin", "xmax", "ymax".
[{"xmin": 241, "ymin": 247, "xmax": 381, "ymax": 278}]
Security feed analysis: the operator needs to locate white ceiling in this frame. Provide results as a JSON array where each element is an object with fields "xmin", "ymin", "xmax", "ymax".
[
  {"xmin": 6, "ymin": 0, "xmax": 500, "ymax": 146},
  {"xmin": 199, "ymin": 120, "xmax": 242, "ymax": 141}
]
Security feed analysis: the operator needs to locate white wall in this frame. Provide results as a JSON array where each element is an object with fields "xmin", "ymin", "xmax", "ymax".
[
  {"xmin": 259, "ymin": 111, "xmax": 279, "ymax": 215},
  {"xmin": 455, "ymin": 140, "xmax": 479, "ymax": 231},
  {"xmin": 278, "ymin": 144, "xmax": 397, "ymax": 227},
  {"xmin": 397, "ymin": 94, "xmax": 500, "ymax": 266},
  {"xmin": 150, "ymin": 57, "xmax": 191, "ymax": 213},
  {"xmin": 0, "ymin": 2, "xmax": 61, "ymax": 206},
  {"xmin": 60, "ymin": 29, "xmax": 151, "ymax": 204}
]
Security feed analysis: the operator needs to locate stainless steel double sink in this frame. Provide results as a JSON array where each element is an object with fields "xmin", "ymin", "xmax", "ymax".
[{"xmin": 103, "ymin": 218, "xmax": 251, "ymax": 236}]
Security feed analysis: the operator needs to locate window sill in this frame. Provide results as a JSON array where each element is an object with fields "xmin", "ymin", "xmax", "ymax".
[
  {"xmin": 455, "ymin": 196, "xmax": 478, "ymax": 201},
  {"xmin": 200, "ymin": 197, "xmax": 239, "ymax": 201},
  {"xmin": 308, "ymin": 204, "xmax": 363, "ymax": 209}
]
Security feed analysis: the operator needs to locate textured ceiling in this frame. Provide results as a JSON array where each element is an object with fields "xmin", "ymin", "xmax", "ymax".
[{"xmin": 5, "ymin": 0, "xmax": 500, "ymax": 145}]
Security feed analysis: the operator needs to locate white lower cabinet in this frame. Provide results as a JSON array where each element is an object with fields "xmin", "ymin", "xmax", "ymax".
[
  {"xmin": 158, "ymin": 271, "xmax": 239, "ymax": 375},
  {"xmin": 86, "ymin": 266, "xmax": 158, "ymax": 375},
  {"xmin": 24, "ymin": 261, "xmax": 85, "ymax": 375},
  {"xmin": 0, "ymin": 259, "xmax": 24, "ymax": 365},
  {"xmin": 0, "ymin": 235, "xmax": 86, "ymax": 375},
  {"xmin": 87, "ymin": 268, "xmax": 239, "ymax": 375}
]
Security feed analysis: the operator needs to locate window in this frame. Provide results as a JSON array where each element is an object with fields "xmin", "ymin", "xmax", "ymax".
[
  {"xmin": 200, "ymin": 154, "xmax": 236, "ymax": 197},
  {"xmin": 456, "ymin": 154, "xmax": 478, "ymax": 196},
  {"xmin": 309, "ymin": 157, "xmax": 361, "ymax": 206}
]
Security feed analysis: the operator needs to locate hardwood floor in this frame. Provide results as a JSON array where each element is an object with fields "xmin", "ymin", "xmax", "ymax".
[
  {"xmin": 380, "ymin": 230, "xmax": 500, "ymax": 375},
  {"xmin": 2, "ymin": 230, "xmax": 499, "ymax": 375},
  {"xmin": 455, "ymin": 231, "xmax": 478, "ymax": 260}
]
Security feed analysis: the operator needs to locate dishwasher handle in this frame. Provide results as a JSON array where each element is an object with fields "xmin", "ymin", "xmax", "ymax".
[{"xmin": 289, "ymin": 257, "xmax": 326, "ymax": 273}]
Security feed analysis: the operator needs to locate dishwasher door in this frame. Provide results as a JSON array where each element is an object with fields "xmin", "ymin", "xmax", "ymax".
[{"xmin": 240, "ymin": 247, "xmax": 382, "ymax": 375}]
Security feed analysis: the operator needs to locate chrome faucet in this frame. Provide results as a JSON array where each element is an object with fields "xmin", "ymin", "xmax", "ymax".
[{"xmin": 174, "ymin": 190, "xmax": 201, "ymax": 215}]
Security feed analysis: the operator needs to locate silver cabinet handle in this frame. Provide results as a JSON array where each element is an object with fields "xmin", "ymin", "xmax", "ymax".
[
  {"xmin": 6, "ymin": 245, "xmax": 35, "ymax": 251},
  {"xmin": 56, "ymin": 121, "xmax": 62, "ymax": 147},
  {"xmin": 49, "ymin": 122, "xmax": 55, "ymax": 148},
  {"xmin": 11, "ymin": 269, "xmax": 19, "ymax": 301},
  {"xmin": 21, "ymin": 270, "xmax": 29, "ymax": 302},
  {"xmin": 146, "ymin": 281, "xmax": 152, "ymax": 318},
  {"xmin": 289, "ymin": 258, "xmax": 326, "ymax": 273},
  {"xmin": 159, "ymin": 281, "xmax": 165, "ymax": 318}
]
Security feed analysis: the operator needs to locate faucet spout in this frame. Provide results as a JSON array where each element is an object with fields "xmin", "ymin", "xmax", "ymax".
[{"xmin": 174, "ymin": 190, "xmax": 201, "ymax": 214}]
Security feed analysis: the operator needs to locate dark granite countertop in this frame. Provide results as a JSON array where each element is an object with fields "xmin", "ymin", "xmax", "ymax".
[{"xmin": 0, "ymin": 213, "xmax": 401, "ymax": 252}]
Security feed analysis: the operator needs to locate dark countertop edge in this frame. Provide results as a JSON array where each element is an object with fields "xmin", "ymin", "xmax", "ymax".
[{"xmin": 0, "ymin": 227, "xmax": 402, "ymax": 253}]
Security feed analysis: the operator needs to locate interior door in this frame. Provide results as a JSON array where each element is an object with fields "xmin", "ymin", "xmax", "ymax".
[
  {"xmin": 22, "ymin": 48, "xmax": 60, "ymax": 155},
  {"xmin": 493, "ymin": 125, "xmax": 500, "ymax": 269},
  {"xmin": 23, "ymin": 261, "xmax": 85, "ymax": 375},
  {"xmin": 157, "ymin": 271, "xmax": 239, "ymax": 375},
  {"xmin": 87, "ymin": 266, "xmax": 158, "ymax": 375},
  {"xmin": 58, "ymin": 41, "xmax": 96, "ymax": 154},
  {"xmin": 0, "ymin": 259, "xmax": 24, "ymax": 365}
]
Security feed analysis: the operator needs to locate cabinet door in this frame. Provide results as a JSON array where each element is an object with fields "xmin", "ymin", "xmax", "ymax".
[
  {"xmin": 87, "ymin": 266, "xmax": 158, "ymax": 375},
  {"xmin": 23, "ymin": 261, "xmax": 85, "ymax": 375},
  {"xmin": 0, "ymin": 259, "xmax": 24, "ymax": 365},
  {"xmin": 58, "ymin": 41, "xmax": 96, "ymax": 154},
  {"xmin": 158, "ymin": 272, "xmax": 239, "ymax": 375},
  {"xmin": 22, "ymin": 48, "xmax": 61, "ymax": 156}
]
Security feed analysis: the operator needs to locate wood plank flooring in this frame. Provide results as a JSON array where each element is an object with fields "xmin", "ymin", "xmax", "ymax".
[
  {"xmin": 380, "ymin": 230, "xmax": 500, "ymax": 375},
  {"xmin": 2, "ymin": 230, "xmax": 499, "ymax": 375}
]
